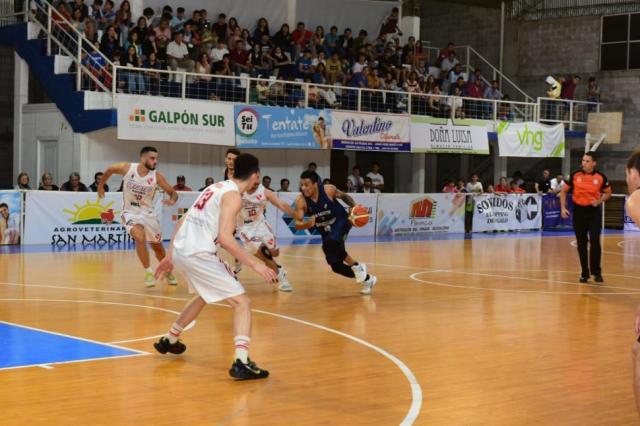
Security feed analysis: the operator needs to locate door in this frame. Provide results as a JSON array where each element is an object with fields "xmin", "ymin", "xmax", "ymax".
[{"xmin": 38, "ymin": 139, "xmax": 59, "ymax": 187}]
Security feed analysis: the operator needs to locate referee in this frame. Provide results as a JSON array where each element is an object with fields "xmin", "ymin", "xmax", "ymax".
[{"xmin": 560, "ymin": 151, "xmax": 612, "ymax": 283}]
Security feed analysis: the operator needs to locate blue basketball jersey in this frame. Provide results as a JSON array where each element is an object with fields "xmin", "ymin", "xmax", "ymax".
[{"xmin": 304, "ymin": 184, "xmax": 351, "ymax": 239}]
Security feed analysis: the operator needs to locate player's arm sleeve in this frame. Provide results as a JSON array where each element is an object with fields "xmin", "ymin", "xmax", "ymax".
[{"xmin": 156, "ymin": 173, "xmax": 179, "ymax": 202}]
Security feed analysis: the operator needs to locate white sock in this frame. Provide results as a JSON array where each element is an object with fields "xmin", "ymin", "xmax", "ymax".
[
  {"xmin": 166, "ymin": 322, "xmax": 183, "ymax": 344},
  {"xmin": 234, "ymin": 335, "xmax": 250, "ymax": 363}
]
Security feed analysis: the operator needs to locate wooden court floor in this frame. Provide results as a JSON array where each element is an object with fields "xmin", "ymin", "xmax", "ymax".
[{"xmin": 2, "ymin": 233, "xmax": 640, "ymax": 425}]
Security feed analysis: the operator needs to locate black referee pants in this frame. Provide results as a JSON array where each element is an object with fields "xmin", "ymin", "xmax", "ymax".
[{"xmin": 572, "ymin": 204, "xmax": 602, "ymax": 277}]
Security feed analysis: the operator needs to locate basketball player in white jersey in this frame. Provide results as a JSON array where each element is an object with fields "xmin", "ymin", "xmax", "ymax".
[
  {"xmin": 98, "ymin": 146, "xmax": 179, "ymax": 287},
  {"xmin": 238, "ymin": 181, "xmax": 296, "ymax": 292},
  {"xmin": 153, "ymin": 153, "xmax": 277, "ymax": 380}
]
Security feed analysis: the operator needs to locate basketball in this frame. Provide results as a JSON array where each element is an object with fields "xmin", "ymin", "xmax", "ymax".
[{"xmin": 349, "ymin": 205, "xmax": 369, "ymax": 227}]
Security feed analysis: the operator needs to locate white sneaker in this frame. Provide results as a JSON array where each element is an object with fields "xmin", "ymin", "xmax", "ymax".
[
  {"xmin": 145, "ymin": 272, "xmax": 156, "ymax": 288},
  {"xmin": 165, "ymin": 273, "xmax": 178, "ymax": 286},
  {"xmin": 277, "ymin": 267, "xmax": 293, "ymax": 292},
  {"xmin": 351, "ymin": 263, "xmax": 367, "ymax": 283},
  {"xmin": 360, "ymin": 275, "xmax": 377, "ymax": 295}
]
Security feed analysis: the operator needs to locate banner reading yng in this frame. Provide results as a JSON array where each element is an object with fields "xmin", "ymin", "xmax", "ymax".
[
  {"xmin": 117, "ymin": 94, "xmax": 235, "ymax": 145},
  {"xmin": 331, "ymin": 111, "xmax": 410, "ymax": 152},
  {"xmin": 496, "ymin": 121, "xmax": 565, "ymax": 157}
]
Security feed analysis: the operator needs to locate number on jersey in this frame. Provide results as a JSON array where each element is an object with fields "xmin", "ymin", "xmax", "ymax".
[{"xmin": 194, "ymin": 189, "xmax": 214, "ymax": 210}]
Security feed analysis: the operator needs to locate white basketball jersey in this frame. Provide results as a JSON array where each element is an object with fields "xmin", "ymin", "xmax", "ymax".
[
  {"xmin": 240, "ymin": 184, "xmax": 268, "ymax": 225},
  {"xmin": 123, "ymin": 163, "xmax": 157, "ymax": 214},
  {"xmin": 174, "ymin": 180, "xmax": 239, "ymax": 256}
]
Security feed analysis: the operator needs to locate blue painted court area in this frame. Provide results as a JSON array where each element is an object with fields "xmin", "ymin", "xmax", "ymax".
[{"xmin": 0, "ymin": 321, "xmax": 144, "ymax": 370}]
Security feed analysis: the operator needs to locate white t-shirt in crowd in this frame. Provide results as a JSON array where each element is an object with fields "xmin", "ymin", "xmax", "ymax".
[
  {"xmin": 167, "ymin": 41, "xmax": 189, "ymax": 59},
  {"xmin": 466, "ymin": 181, "xmax": 483, "ymax": 193},
  {"xmin": 347, "ymin": 174, "xmax": 364, "ymax": 190},
  {"xmin": 550, "ymin": 178, "xmax": 565, "ymax": 192},
  {"xmin": 366, "ymin": 172, "xmax": 384, "ymax": 193},
  {"xmin": 209, "ymin": 46, "xmax": 229, "ymax": 63},
  {"xmin": 352, "ymin": 61, "xmax": 367, "ymax": 74}
]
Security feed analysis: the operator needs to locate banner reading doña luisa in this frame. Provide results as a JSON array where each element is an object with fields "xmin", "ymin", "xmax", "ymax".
[
  {"xmin": 410, "ymin": 117, "xmax": 490, "ymax": 154},
  {"xmin": 117, "ymin": 94, "xmax": 234, "ymax": 146},
  {"xmin": 472, "ymin": 193, "xmax": 542, "ymax": 232},
  {"xmin": 496, "ymin": 121, "xmax": 565, "ymax": 157},
  {"xmin": 24, "ymin": 191, "xmax": 134, "ymax": 245},
  {"xmin": 331, "ymin": 111, "xmax": 410, "ymax": 152},
  {"xmin": 376, "ymin": 193, "xmax": 465, "ymax": 236},
  {"xmin": 0, "ymin": 190, "xmax": 22, "ymax": 245},
  {"xmin": 235, "ymin": 105, "xmax": 332, "ymax": 149}
]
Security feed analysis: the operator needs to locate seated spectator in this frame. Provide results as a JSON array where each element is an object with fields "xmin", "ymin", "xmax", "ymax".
[
  {"xmin": 209, "ymin": 39, "xmax": 229, "ymax": 64},
  {"xmin": 199, "ymin": 177, "xmax": 214, "ymax": 191},
  {"xmin": 60, "ymin": 172, "xmax": 89, "ymax": 192},
  {"xmin": 466, "ymin": 174, "xmax": 483, "ymax": 193},
  {"xmin": 550, "ymin": 173, "xmax": 565, "ymax": 194},
  {"xmin": 211, "ymin": 13, "xmax": 227, "ymax": 41},
  {"xmin": 114, "ymin": 0, "xmax": 131, "ymax": 45},
  {"xmin": 278, "ymin": 178, "xmax": 290, "ymax": 192},
  {"xmin": 457, "ymin": 178, "xmax": 467, "ymax": 193},
  {"xmin": 441, "ymin": 51, "xmax": 459, "ymax": 80},
  {"xmin": 124, "ymin": 31, "xmax": 143, "ymax": 58},
  {"xmin": 448, "ymin": 86, "xmax": 465, "ymax": 119},
  {"xmin": 366, "ymin": 162, "xmax": 384, "ymax": 193},
  {"xmin": 338, "ymin": 28, "xmax": 354, "ymax": 60},
  {"xmin": 486, "ymin": 185, "xmax": 495, "ymax": 194},
  {"xmin": 428, "ymin": 85, "xmax": 448, "ymax": 118},
  {"xmin": 39, "ymin": 173, "xmax": 59, "ymax": 191},
  {"xmin": 494, "ymin": 177, "xmax": 510, "ymax": 194},
  {"xmin": 322, "ymin": 178, "xmax": 332, "ymax": 185},
  {"xmin": 249, "ymin": 43, "xmax": 270, "ymax": 77},
  {"xmin": 173, "ymin": 175, "xmax": 192, "ymax": 191},
  {"xmin": 124, "ymin": 45, "xmax": 145, "ymax": 93},
  {"xmin": 442, "ymin": 180, "xmax": 457, "ymax": 193},
  {"xmin": 435, "ymin": 42, "xmax": 455, "ymax": 68},
  {"xmin": 213, "ymin": 53, "xmax": 233, "ymax": 76},
  {"xmin": 360, "ymin": 176, "xmax": 374, "ymax": 193},
  {"xmin": 346, "ymin": 179, "xmax": 355, "ymax": 193},
  {"xmin": 307, "ymin": 162, "xmax": 317, "ymax": 172},
  {"xmin": 296, "ymin": 49, "xmax": 314, "ymax": 79},
  {"xmin": 195, "ymin": 53, "xmax": 212, "ymax": 82},
  {"xmin": 348, "ymin": 166, "xmax": 364, "ymax": 192},
  {"xmin": 325, "ymin": 51, "xmax": 344, "ymax": 84},
  {"xmin": 509, "ymin": 181, "xmax": 525, "ymax": 193},
  {"xmin": 100, "ymin": 25, "xmax": 119, "ymax": 60},
  {"xmin": 97, "ymin": 0, "xmax": 115, "ymax": 31},
  {"xmin": 535, "ymin": 169, "xmax": 552, "ymax": 194},
  {"xmin": 484, "ymin": 79, "xmax": 502, "ymax": 100},
  {"xmin": 267, "ymin": 46, "xmax": 292, "ymax": 79},
  {"xmin": 14, "ymin": 172, "xmax": 31, "ymax": 190},
  {"xmin": 468, "ymin": 68, "xmax": 483, "ymax": 85},
  {"xmin": 292, "ymin": 21, "xmax": 313, "ymax": 58},
  {"xmin": 172, "ymin": 7, "xmax": 186, "ymax": 32},
  {"xmin": 230, "ymin": 40, "xmax": 251, "ymax": 75},
  {"xmin": 262, "ymin": 176, "xmax": 272, "ymax": 190},
  {"xmin": 143, "ymin": 51, "xmax": 162, "ymax": 95},
  {"xmin": 167, "ymin": 32, "xmax": 195, "ymax": 73},
  {"xmin": 448, "ymin": 64, "xmax": 465, "ymax": 94},
  {"xmin": 89, "ymin": 172, "xmax": 109, "ymax": 192},
  {"xmin": 253, "ymin": 17, "xmax": 270, "ymax": 45}
]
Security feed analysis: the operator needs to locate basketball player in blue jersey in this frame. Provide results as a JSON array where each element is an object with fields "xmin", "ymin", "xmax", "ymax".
[{"xmin": 294, "ymin": 170, "xmax": 377, "ymax": 294}]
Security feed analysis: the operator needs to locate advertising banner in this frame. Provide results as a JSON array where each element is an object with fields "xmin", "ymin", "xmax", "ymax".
[
  {"xmin": 24, "ymin": 192, "xmax": 133, "ymax": 245},
  {"xmin": 275, "ymin": 192, "xmax": 377, "ymax": 239},
  {"xmin": 410, "ymin": 117, "xmax": 490, "ymax": 154},
  {"xmin": 0, "ymin": 191, "xmax": 22, "ymax": 245},
  {"xmin": 496, "ymin": 121, "xmax": 565, "ymax": 157},
  {"xmin": 331, "ymin": 111, "xmax": 410, "ymax": 152},
  {"xmin": 542, "ymin": 193, "xmax": 573, "ymax": 229},
  {"xmin": 235, "ymin": 105, "xmax": 332, "ymax": 149},
  {"xmin": 472, "ymin": 194, "xmax": 542, "ymax": 232},
  {"xmin": 117, "ymin": 94, "xmax": 235, "ymax": 146},
  {"xmin": 376, "ymin": 193, "xmax": 466, "ymax": 236}
]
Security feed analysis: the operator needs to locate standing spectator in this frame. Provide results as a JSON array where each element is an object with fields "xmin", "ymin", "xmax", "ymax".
[
  {"xmin": 448, "ymin": 86, "xmax": 465, "ymax": 118},
  {"xmin": 550, "ymin": 173, "xmax": 565, "ymax": 194},
  {"xmin": 89, "ymin": 172, "xmax": 109, "ymax": 192},
  {"xmin": 586, "ymin": 76, "xmax": 600, "ymax": 112},
  {"xmin": 366, "ymin": 163, "xmax": 384, "ymax": 193},
  {"xmin": 278, "ymin": 178, "xmax": 290, "ymax": 192},
  {"xmin": 466, "ymin": 77, "xmax": 485, "ymax": 118},
  {"xmin": 173, "ymin": 175, "xmax": 192, "ymax": 191},
  {"xmin": 494, "ymin": 177, "xmax": 510, "ymax": 194},
  {"xmin": 14, "ymin": 172, "xmax": 31, "ymax": 190},
  {"xmin": 378, "ymin": 6, "xmax": 402, "ymax": 42},
  {"xmin": 348, "ymin": 166, "xmax": 364, "ymax": 192},
  {"xmin": 262, "ymin": 176, "xmax": 273, "ymax": 190},
  {"xmin": 442, "ymin": 180, "xmax": 457, "ymax": 193},
  {"xmin": 457, "ymin": 179, "xmax": 467, "ymax": 192},
  {"xmin": 360, "ymin": 176, "xmax": 374, "ymax": 193},
  {"xmin": 560, "ymin": 151, "xmax": 611, "ymax": 283},
  {"xmin": 38, "ymin": 173, "xmax": 59, "ymax": 191},
  {"xmin": 466, "ymin": 174, "xmax": 483, "ymax": 193},
  {"xmin": 484, "ymin": 79, "xmax": 502, "ymax": 118},
  {"xmin": 199, "ymin": 177, "xmax": 214, "ymax": 191},
  {"xmin": 535, "ymin": 169, "xmax": 552, "ymax": 194},
  {"xmin": 60, "ymin": 172, "xmax": 89, "ymax": 192},
  {"xmin": 167, "ymin": 32, "xmax": 195, "ymax": 73}
]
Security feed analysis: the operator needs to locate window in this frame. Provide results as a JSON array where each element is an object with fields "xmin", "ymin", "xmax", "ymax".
[{"xmin": 601, "ymin": 13, "xmax": 640, "ymax": 71}]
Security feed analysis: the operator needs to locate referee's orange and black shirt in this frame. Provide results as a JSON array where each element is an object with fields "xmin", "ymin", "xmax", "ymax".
[{"xmin": 564, "ymin": 170, "xmax": 612, "ymax": 206}]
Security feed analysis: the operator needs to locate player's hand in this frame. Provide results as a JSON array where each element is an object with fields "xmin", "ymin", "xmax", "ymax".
[
  {"xmin": 163, "ymin": 197, "xmax": 177, "ymax": 206},
  {"xmin": 307, "ymin": 215, "xmax": 316, "ymax": 227},
  {"xmin": 561, "ymin": 207, "xmax": 570, "ymax": 219},
  {"xmin": 154, "ymin": 255, "xmax": 174, "ymax": 280},
  {"xmin": 253, "ymin": 263, "xmax": 278, "ymax": 285},
  {"xmin": 349, "ymin": 204, "xmax": 363, "ymax": 215},
  {"xmin": 97, "ymin": 186, "xmax": 105, "ymax": 199}
]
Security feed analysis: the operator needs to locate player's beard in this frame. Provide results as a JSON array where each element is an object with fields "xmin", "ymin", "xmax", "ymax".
[{"xmin": 145, "ymin": 161, "xmax": 156, "ymax": 171}]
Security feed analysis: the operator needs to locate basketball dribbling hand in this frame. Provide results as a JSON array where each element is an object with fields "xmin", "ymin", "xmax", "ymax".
[
  {"xmin": 253, "ymin": 263, "xmax": 278, "ymax": 285},
  {"xmin": 155, "ymin": 256, "xmax": 174, "ymax": 280},
  {"xmin": 163, "ymin": 198, "xmax": 176, "ymax": 206}
]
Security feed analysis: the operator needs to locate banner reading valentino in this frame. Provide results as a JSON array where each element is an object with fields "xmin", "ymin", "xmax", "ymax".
[
  {"xmin": 472, "ymin": 194, "xmax": 542, "ymax": 232},
  {"xmin": 235, "ymin": 105, "xmax": 332, "ymax": 149},
  {"xmin": 24, "ymin": 192, "xmax": 132, "ymax": 245},
  {"xmin": 117, "ymin": 94, "xmax": 235, "ymax": 145},
  {"xmin": 376, "ymin": 193, "xmax": 465, "ymax": 236},
  {"xmin": 0, "ymin": 191, "xmax": 22, "ymax": 245},
  {"xmin": 496, "ymin": 121, "xmax": 565, "ymax": 157},
  {"xmin": 331, "ymin": 111, "xmax": 410, "ymax": 152},
  {"xmin": 410, "ymin": 117, "xmax": 490, "ymax": 154}
]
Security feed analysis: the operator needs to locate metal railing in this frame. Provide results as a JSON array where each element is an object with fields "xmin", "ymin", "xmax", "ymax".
[{"xmin": 536, "ymin": 97, "xmax": 601, "ymax": 130}]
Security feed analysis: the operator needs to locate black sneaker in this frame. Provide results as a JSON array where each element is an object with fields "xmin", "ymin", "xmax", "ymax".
[
  {"xmin": 579, "ymin": 276, "xmax": 589, "ymax": 283},
  {"xmin": 229, "ymin": 358, "xmax": 269, "ymax": 380},
  {"xmin": 594, "ymin": 275, "xmax": 604, "ymax": 283},
  {"xmin": 153, "ymin": 336, "xmax": 186, "ymax": 354}
]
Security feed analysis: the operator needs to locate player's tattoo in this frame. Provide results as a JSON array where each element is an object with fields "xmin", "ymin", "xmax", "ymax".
[{"xmin": 335, "ymin": 189, "xmax": 356, "ymax": 208}]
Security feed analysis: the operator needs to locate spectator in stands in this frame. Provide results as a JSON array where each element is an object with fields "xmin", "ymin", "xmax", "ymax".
[
  {"xmin": 89, "ymin": 172, "xmax": 109, "ymax": 192},
  {"xmin": 361, "ymin": 176, "xmax": 374, "ymax": 193},
  {"xmin": 211, "ymin": 13, "xmax": 228, "ymax": 42},
  {"xmin": 124, "ymin": 45, "xmax": 145, "ymax": 93},
  {"xmin": 167, "ymin": 32, "xmax": 195, "ymax": 73},
  {"xmin": 262, "ymin": 176, "xmax": 273, "ymax": 191},
  {"xmin": 208, "ymin": 39, "xmax": 228, "ymax": 65},
  {"xmin": 141, "ymin": 7, "xmax": 154, "ymax": 27},
  {"xmin": 338, "ymin": 28, "xmax": 354, "ymax": 60},
  {"xmin": 494, "ymin": 176, "xmax": 510, "ymax": 194},
  {"xmin": 173, "ymin": 175, "xmax": 192, "ymax": 191},
  {"xmin": 347, "ymin": 166, "xmax": 364, "ymax": 192},
  {"xmin": 172, "ymin": 7, "xmax": 186, "ymax": 32},
  {"xmin": 199, "ymin": 177, "xmax": 214, "ymax": 191},
  {"xmin": 586, "ymin": 76, "xmax": 600, "ymax": 111},
  {"xmin": 114, "ymin": 0, "xmax": 131, "ymax": 46},
  {"xmin": 83, "ymin": 18, "xmax": 99, "ymax": 45},
  {"xmin": 252, "ymin": 17, "xmax": 270, "ymax": 45},
  {"xmin": 292, "ymin": 22, "xmax": 312, "ymax": 58},
  {"xmin": 153, "ymin": 18, "xmax": 172, "ymax": 59},
  {"xmin": 124, "ymin": 31, "xmax": 142, "ymax": 58},
  {"xmin": 226, "ymin": 17, "xmax": 239, "ymax": 43},
  {"xmin": 441, "ymin": 52, "xmax": 459, "ymax": 83},
  {"xmin": 133, "ymin": 16, "xmax": 147, "ymax": 39},
  {"xmin": 248, "ymin": 43, "xmax": 270, "ymax": 77},
  {"xmin": 294, "ymin": 48, "xmax": 313, "ymax": 79},
  {"xmin": 350, "ymin": 65, "xmax": 369, "ymax": 90},
  {"xmin": 468, "ymin": 68, "xmax": 483, "ymax": 85},
  {"xmin": 143, "ymin": 51, "xmax": 162, "ymax": 95},
  {"xmin": 457, "ymin": 179, "xmax": 467, "ymax": 193},
  {"xmin": 442, "ymin": 179, "xmax": 457, "ymax": 193},
  {"xmin": 307, "ymin": 162, "xmax": 317, "ymax": 172},
  {"xmin": 100, "ymin": 25, "xmax": 119, "ymax": 60},
  {"xmin": 346, "ymin": 179, "xmax": 355, "ymax": 193},
  {"xmin": 435, "ymin": 42, "xmax": 455, "ymax": 68},
  {"xmin": 14, "ymin": 172, "xmax": 30, "ymax": 190},
  {"xmin": 267, "ymin": 46, "xmax": 292, "ymax": 79},
  {"xmin": 97, "ymin": 0, "xmax": 115, "ymax": 31},
  {"xmin": 448, "ymin": 86, "xmax": 465, "ymax": 118},
  {"xmin": 272, "ymin": 23, "xmax": 293, "ymax": 56},
  {"xmin": 325, "ymin": 51, "xmax": 344, "ymax": 84},
  {"xmin": 152, "ymin": 6, "xmax": 172, "ymax": 28},
  {"xmin": 213, "ymin": 53, "xmax": 233, "ymax": 77},
  {"xmin": 550, "ymin": 173, "xmax": 565, "ymax": 194},
  {"xmin": 535, "ymin": 169, "xmax": 552, "ymax": 194},
  {"xmin": 448, "ymin": 64, "xmax": 465, "ymax": 94},
  {"xmin": 509, "ymin": 181, "xmax": 525, "ymax": 193},
  {"xmin": 512, "ymin": 171, "xmax": 525, "ymax": 188},
  {"xmin": 90, "ymin": 0, "xmax": 103, "ymax": 23},
  {"xmin": 466, "ymin": 77, "xmax": 485, "ymax": 118},
  {"xmin": 278, "ymin": 178, "xmax": 290, "ymax": 192},
  {"xmin": 466, "ymin": 174, "xmax": 483, "ymax": 193},
  {"xmin": 308, "ymin": 25, "xmax": 325, "ymax": 57},
  {"xmin": 240, "ymin": 29, "xmax": 253, "ymax": 51},
  {"xmin": 366, "ymin": 162, "xmax": 384, "ymax": 193},
  {"xmin": 195, "ymin": 53, "xmax": 212, "ymax": 83},
  {"xmin": 39, "ymin": 173, "xmax": 59, "ymax": 191},
  {"xmin": 60, "ymin": 172, "xmax": 89, "ymax": 192},
  {"xmin": 486, "ymin": 185, "xmax": 495, "ymax": 194},
  {"xmin": 230, "ymin": 40, "xmax": 251, "ymax": 75},
  {"xmin": 379, "ymin": 6, "xmax": 402, "ymax": 42},
  {"xmin": 562, "ymin": 75, "xmax": 581, "ymax": 121},
  {"xmin": 182, "ymin": 22, "xmax": 202, "ymax": 55}
]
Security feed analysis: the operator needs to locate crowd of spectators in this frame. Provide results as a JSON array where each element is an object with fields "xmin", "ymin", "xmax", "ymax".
[{"xmin": 440, "ymin": 169, "xmax": 566, "ymax": 196}]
